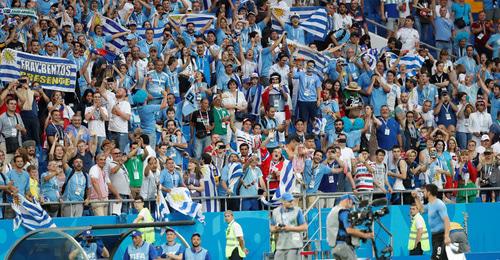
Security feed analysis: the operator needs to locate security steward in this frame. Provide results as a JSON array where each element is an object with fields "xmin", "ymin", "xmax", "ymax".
[
  {"xmin": 224, "ymin": 210, "xmax": 248, "ymax": 259},
  {"xmin": 326, "ymin": 194, "xmax": 374, "ymax": 260},
  {"xmin": 408, "ymin": 203, "xmax": 430, "ymax": 255}
]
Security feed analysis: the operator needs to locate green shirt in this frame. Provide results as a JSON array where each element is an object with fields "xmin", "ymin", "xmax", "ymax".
[
  {"xmin": 125, "ymin": 154, "xmax": 144, "ymax": 188},
  {"xmin": 211, "ymin": 107, "xmax": 230, "ymax": 135}
]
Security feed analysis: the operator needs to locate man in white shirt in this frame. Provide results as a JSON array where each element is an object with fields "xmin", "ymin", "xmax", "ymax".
[
  {"xmin": 269, "ymin": 53, "xmax": 291, "ymax": 87},
  {"xmin": 337, "ymin": 134, "xmax": 356, "ymax": 193},
  {"xmin": 396, "ymin": 16, "xmax": 420, "ymax": 51},
  {"xmin": 109, "ymin": 87, "xmax": 131, "ymax": 152},
  {"xmin": 333, "ymin": 3, "xmax": 353, "ymax": 31},
  {"xmin": 469, "ymin": 99, "xmax": 493, "ymax": 144}
]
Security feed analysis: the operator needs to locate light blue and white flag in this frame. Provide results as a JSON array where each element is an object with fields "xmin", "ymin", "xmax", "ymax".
[
  {"xmin": 91, "ymin": 15, "xmax": 128, "ymax": 50},
  {"xmin": 288, "ymin": 40, "xmax": 331, "ymax": 72},
  {"xmin": 386, "ymin": 52, "xmax": 425, "ymax": 77},
  {"xmin": 11, "ymin": 195, "xmax": 56, "ymax": 231},
  {"xmin": 166, "ymin": 187, "xmax": 205, "ymax": 223},
  {"xmin": 155, "ymin": 190, "xmax": 171, "ymax": 234},
  {"xmin": 168, "ymin": 13, "xmax": 216, "ymax": 31},
  {"xmin": 227, "ymin": 162, "xmax": 244, "ymax": 194},
  {"xmin": 261, "ymin": 159, "xmax": 295, "ymax": 207},
  {"xmin": 0, "ymin": 49, "xmax": 77, "ymax": 92},
  {"xmin": 201, "ymin": 164, "xmax": 220, "ymax": 213},
  {"xmin": 181, "ymin": 85, "xmax": 199, "ymax": 116},
  {"xmin": 272, "ymin": 6, "xmax": 329, "ymax": 40}
]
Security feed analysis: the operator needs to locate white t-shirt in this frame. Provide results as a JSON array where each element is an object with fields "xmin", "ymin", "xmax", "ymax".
[
  {"xmin": 229, "ymin": 221, "xmax": 244, "ymax": 237},
  {"xmin": 333, "ymin": 13, "xmax": 353, "ymax": 31},
  {"xmin": 340, "ymin": 147, "xmax": 355, "ymax": 171},
  {"xmin": 85, "ymin": 106, "xmax": 108, "ymax": 137},
  {"xmin": 109, "ymin": 100, "xmax": 131, "ymax": 133},
  {"xmin": 396, "ymin": 27, "xmax": 420, "ymax": 51},
  {"xmin": 109, "ymin": 161, "xmax": 131, "ymax": 195}
]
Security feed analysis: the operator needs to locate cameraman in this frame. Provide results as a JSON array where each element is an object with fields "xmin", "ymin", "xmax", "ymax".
[
  {"xmin": 326, "ymin": 194, "xmax": 374, "ymax": 260},
  {"xmin": 270, "ymin": 192, "xmax": 308, "ymax": 260}
]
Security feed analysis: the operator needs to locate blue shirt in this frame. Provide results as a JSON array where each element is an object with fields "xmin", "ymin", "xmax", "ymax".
[
  {"xmin": 487, "ymin": 34, "xmax": 500, "ymax": 59},
  {"xmin": 259, "ymin": 47, "xmax": 274, "ymax": 78},
  {"xmin": 303, "ymin": 159, "xmax": 331, "ymax": 194},
  {"xmin": 434, "ymin": 17, "xmax": 453, "ymax": 42},
  {"xmin": 160, "ymin": 242, "xmax": 185, "ymax": 257},
  {"xmin": 376, "ymin": 117, "xmax": 400, "ymax": 150},
  {"xmin": 416, "ymin": 84, "xmax": 438, "ymax": 107},
  {"xmin": 455, "ymin": 56, "xmax": 477, "ymax": 75},
  {"xmin": 320, "ymin": 100, "xmax": 340, "ymax": 132},
  {"xmin": 6, "ymin": 169, "xmax": 30, "ymax": 199},
  {"xmin": 138, "ymin": 104, "xmax": 161, "ymax": 134},
  {"xmin": 489, "ymin": 92, "xmax": 500, "ymax": 121},
  {"xmin": 165, "ymin": 135, "xmax": 187, "ymax": 166},
  {"xmin": 90, "ymin": 33, "xmax": 112, "ymax": 49},
  {"xmin": 451, "ymin": 3, "xmax": 472, "ymax": 25},
  {"xmin": 424, "ymin": 199, "xmax": 448, "ymax": 233},
  {"xmin": 147, "ymin": 71, "xmax": 169, "ymax": 100},
  {"xmin": 285, "ymin": 24, "xmax": 306, "ymax": 44},
  {"xmin": 294, "ymin": 71, "xmax": 321, "ymax": 102},
  {"xmin": 63, "ymin": 169, "xmax": 90, "ymax": 202},
  {"xmin": 337, "ymin": 209, "xmax": 351, "ymax": 240},
  {"xmin": 137, "ymin": 39, "xmax": 162, "ymax": 56},
  {"xmin": 124, "ymin": 241, "xmax": 158, "ymax": 260},
  {"xmin": 159, "ymin": 169, "xmax": 183, "ymax": 196},
  {"xmin": 41, "ymin": 172, "xmax": 59, "ymax": 202},
  {"xmin": 193, "ymin": 54, "xmax": 213, "ymax": 84},
  {"xmin": 318, "ymin": 161, "xmax": 341, "ymax": 192},
  {"xmin": 370, "ymin": 86, "xmax": 388, "ymax": 117}
]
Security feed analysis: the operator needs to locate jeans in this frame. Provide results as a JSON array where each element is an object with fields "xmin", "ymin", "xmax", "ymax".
[
  {"xmin": 456, "ymin": 132, "xmax": 471, "ymax": 150},
  {"xmin": 194, "ymin": 135, "xmax": 211, "ymax": 159},
  {"xmin": 109, "ymin": 131, "xmax": 129, "ymax": 152},
  {"xmin": 241, "ymin": 198, "xmax": 259, "ymax": 211},
  {"xmin": 96, "ymin": 136, "xmax": 106, "ymax": 154},
  {"xmin": 21, "ymin": 115, "xmax": 41, "ymax": 145}
]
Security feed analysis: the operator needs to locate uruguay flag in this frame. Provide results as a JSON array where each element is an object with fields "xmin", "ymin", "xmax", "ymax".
[
  {"xmin": 136, "ymin": 27, "xmax": 164, "ymax": 41},
  {"xmin": 386, "ymin": 52, "xmax": 425, "ymax": 77},
  {"xmin": 165, "ymin": 187, "xmax": 205, "ymax": 223},
  {"xmin": 168, "ymin": 13, "xmax": 216, "ymax": 31},
  {"xmin": 261, "ymin": 159, "xmax": 295, "ymax": 207},
  {"xmin": 289, "ymin": 40, "xmax": 332, "ymax": 72},
  {"xmin": 227, "ymin": 162, "xmax": 244, "ymax": 194},
  {"xmin": 11, "ymin": 195, "xmax": 56, "ymax": 231},
  {"xmin": 272, "ymin": 6, "xmax": 329, "ymax": 40},
  {"xmin": 89, "ymin": 15, "xmax": 128, "ymax": 50},
  {"xmin": 201, "ymin": 164, "xmax": 219, "ymax": 213},
  {"xmin": 155, "ymin": 190, "xmax": 171, "ymax": 234}
]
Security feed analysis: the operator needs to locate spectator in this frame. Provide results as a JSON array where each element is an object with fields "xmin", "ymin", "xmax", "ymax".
[
  {"xmin": 159, "ymin": 158, "xmax": 185, "ymax": 197},
  {"xmin": 108, "ymin": 148, "xmax": 131, "ymax": 214},
  {"xmin": 5, "ymin": 155, "xmax": 29, "ymax": 218},
  {"xmin": 240, "ymin": 154, "xmax": 264, "ymax": 211},
  {"xmin": 0, "ymin": 97, "xmax": 26, "ymax": 163},
  {"xmin": 432, "ymin": 6, "xmax": 454, "ymax": 52},
  {"xmin": 108, "ymin": 87, "xmax": 131, "ymax": 152},
  {"xmin": 191, "ymin": 98, "xmax": 213, "ymax": 159},
  {"xmin": 84, "ymin": 91, "xmax": 109, "ymax": 151},
  {"xmin": 89, "ymin": 154, "xmax": 119, "ymax": 216},
  {"xmin": 184, "ymin": 159, "xmax": 205, "ymax": 199},
  {"xmin": 41, "ymin": 160, "xmax": 61, "ymax": 217},
  {"xmin": 61, "ymin": 158, "xmax": 90, "ymax": 217}
]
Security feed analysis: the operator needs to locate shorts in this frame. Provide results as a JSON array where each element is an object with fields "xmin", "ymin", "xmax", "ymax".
[{"xmin": 431, "ymin": 232, "xmax": 448, "ymax": 260}]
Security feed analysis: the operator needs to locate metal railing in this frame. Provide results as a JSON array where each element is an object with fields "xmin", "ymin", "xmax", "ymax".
[{"xmin": 364, "ymin": 18, "xmax": 457, "ymax": 59}]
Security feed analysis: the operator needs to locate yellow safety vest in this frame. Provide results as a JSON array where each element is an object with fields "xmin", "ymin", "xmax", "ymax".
[
  {"xmin": 225, "ymin": 221, "xmax": 246, "ymax": 258},
  {"xmin": 408, "ymin": 213, "xmax": 430, "ymax": 251},
  {"xmin": 138, "ymin": 208, "xmax": 155, "ymax": 244}
]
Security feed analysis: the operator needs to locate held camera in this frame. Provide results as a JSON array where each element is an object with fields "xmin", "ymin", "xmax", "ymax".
[
  {"xmin": 348, "ymin": 198, "xmax": 392, "ymax": 260},
  {"xmin": 348, "ymin": 198, "xmax": 390, "ymax": 228}
]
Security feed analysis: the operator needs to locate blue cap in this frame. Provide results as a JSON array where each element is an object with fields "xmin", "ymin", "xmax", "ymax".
[
  {"xmin": 339, "ymin": 194, "xmax": 358, "ymax": 203},
  {"xmin": 280, "ymin": 192, "xmax": 294, "ymax": 202},
  {"xmin": 126, "ymin": 34, "xmax": 136, "ymax": 41},
  {"xmin": 131, "ymin": 230, "xmax": 142, "ymax": 237},
  {"xmin": 132, "ymin": 89, "xmax": 148, "ymax": 105},
  {"xmin": 82, "ymin": 230, "xmax": 94, "ymax": 237}
]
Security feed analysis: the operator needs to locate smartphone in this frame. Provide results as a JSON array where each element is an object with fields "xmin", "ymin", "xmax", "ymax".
[
  {"xmin": 106, "ymin": 77, "xmax": 114, "ymax": 83},
  {"xmin": 18, "ymin": 79, "xmax": 27, "ymax": 84}
]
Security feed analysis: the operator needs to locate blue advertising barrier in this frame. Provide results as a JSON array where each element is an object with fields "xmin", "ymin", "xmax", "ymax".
[
  {"xmin": 0, "ymin": 211, "xmax": 270, "ymax": 260},
  {"xmin": 2, "ymin": 202, "xmax": 500, "ymax": 259}
]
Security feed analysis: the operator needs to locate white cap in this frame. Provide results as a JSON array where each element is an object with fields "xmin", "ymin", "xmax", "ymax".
[{"xmin": 481, "ymin": 134, "xmax": 490, "ymax": 141}]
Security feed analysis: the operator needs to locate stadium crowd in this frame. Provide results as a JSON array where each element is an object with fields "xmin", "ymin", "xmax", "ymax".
[{"xmin": 0, "ymin": 0, "xmax": 497, "ymax": 224}]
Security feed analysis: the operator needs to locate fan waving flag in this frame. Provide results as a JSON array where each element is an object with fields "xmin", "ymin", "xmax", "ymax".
[
  {"xmin": 261, "ymin": 159, "xmax": 295, "ymax": 207},
  {"xmin": 169, "ymin": 13, "xmax": 216, "ymax": 31},
  {"xmin": 227, "ymin": 162, "xmax": 244, "ymax": 194},
  {"xmin": 11, "ymin": 195, "xmax": 56, "ymax": 231},
  {"xmin": 89, "ymin": 15, "xmax": 127, "ymax": 50},
  {"xmin": 91, "ymin": 48, "xmax": 117, "ymax": 63},
  {"xmin": 386, "ymin": 52, "xmax": 425, "ymax": 78},
  {"xmin": 165, "ymin": 187, "xmax": 205, "ymax": 223},
  {"xmin": 272, "ymin": 6, "xmax": 329, "ymax": 40},
  {"xmin": 155, "ymin": 190, "xmax": 171, "ymax": 234}
]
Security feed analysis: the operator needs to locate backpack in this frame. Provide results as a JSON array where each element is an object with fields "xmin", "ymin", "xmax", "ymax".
[{"xmin": 61, "ymin": 169, "xmax": 89, "ymax": 200}]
